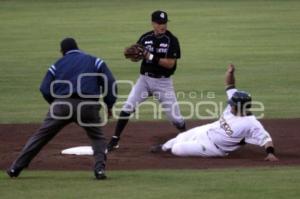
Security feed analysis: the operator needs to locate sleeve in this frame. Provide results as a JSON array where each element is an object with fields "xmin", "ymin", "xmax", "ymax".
[
  {"xmin": 96, "ymin": 60, "xmax": 117, "ymax": 109},
  {"xmin": 226, "ymin": 88, "xmax": 237, "ymax": 100},
  {"xmin": 222, "ymin": 88, "xmax": 238, "ymax": 114},
  {"xmin": 166, "ymin": 37, "xmax": 181, "ymax": 59},
  {"xmin": 39, "ymin": 68, "xmax": 55, "ymax": 104},
  {"xmin": 245, "ymin": 118, "xmax": 273, "ymax": 146}
]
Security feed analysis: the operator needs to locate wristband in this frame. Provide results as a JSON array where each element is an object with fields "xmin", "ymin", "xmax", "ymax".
[
  {"xmin": 147, "ymin": 53, "xmax": 160, "ymax": 65},
  {"xmin": 266, "ymin": 146, "xmax": 275, "ymax": 154},
  {"xmin": 225, "ymin": 85, "xmax": 235, "ymax": 90},
  {"xmin": 148, "ymin": 53, "xmax": 154, "ymax": 61}
]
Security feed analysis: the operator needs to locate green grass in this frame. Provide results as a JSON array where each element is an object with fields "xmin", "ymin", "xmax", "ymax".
[
  {"xmin": 0, "ymin": 167, "xmax": 300, "ymax": 199},
  {"xmin": 0, "ymin": 0, "xmax": 300, "ymax": 123}
]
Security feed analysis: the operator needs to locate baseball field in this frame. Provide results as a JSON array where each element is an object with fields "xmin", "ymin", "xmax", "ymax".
[{"xmin": 0, "ymin": 0, "xmax": 300, "ymax": 198}]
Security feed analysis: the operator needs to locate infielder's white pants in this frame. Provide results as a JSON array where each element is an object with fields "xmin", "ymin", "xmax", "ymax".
[{"xmin": 162, "ymin": 124, "xmax": 227, "ymax": 157}]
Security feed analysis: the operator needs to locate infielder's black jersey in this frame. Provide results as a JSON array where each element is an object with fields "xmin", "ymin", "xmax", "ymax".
[{"xmin": 137, "ymin": 30, "xmax": 181, "ymax": 77}]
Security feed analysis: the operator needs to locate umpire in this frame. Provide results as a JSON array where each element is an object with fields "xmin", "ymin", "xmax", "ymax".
[{"xmin": 7, "ymin": 38, "xmax": 117, "ymax": 180}]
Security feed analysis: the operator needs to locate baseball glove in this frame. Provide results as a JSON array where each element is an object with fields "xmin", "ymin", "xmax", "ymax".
[{"xmin": 124, "ymin": 44, "xmax": 147, "ymax": 62}]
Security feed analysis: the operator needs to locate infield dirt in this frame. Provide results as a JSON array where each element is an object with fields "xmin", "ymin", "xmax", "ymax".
[{"xmin": 1, "ymin": 119, "xmax": 299, "ymax": 170}]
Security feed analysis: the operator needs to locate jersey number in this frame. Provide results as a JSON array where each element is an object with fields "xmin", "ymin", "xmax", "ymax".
[{"xmin": 220, "ymin": 116, "xmax": 234, "ymax": 136}]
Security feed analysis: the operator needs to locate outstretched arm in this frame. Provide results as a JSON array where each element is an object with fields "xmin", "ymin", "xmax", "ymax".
[
  {"xmin": 225, "ymin": 64, "xmax": 235, "ymax": 89},
  {"xmin": 247, "ymin": 120, "xmax": 279, "ymax": 162}
]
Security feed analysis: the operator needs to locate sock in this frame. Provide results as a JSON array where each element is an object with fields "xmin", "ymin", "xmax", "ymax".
[{"xmin": 114, "ymin": 111, "xmax": 131, "ymax": 138}]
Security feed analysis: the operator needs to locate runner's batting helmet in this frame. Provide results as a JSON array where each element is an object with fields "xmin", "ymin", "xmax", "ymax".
[{"xmin": 228, "ymin": 91, "xmax": 252, "ymax": 109}]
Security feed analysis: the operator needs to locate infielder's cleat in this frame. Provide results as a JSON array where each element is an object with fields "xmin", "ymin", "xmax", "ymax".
[
  {"xmin": 150, "ymin": 144, "xmax": 163, "ymax": 153},
  {"xmin": 175, "ymin": 122, "xmax": 186, "ymax": 132},
  {"xmin": 107, "ymin": 136, "xmax": 120, "ymax": 152},
  {"xmin": 6, "ymin": 168, "xmax": 21, "ymax": 178},
  {"xmin": 94, "ymin": 169, "xmax": 107, "ymax": 180},
  {"xmin": 107, "ymin": 144, "xmax": 119, "ymax": 152}
]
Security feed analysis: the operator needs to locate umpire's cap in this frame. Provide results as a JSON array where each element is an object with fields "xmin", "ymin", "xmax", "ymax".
[
  {"xmin": 228, "ymin": 91, "xmax": 252, "ymax": 109},
  {"xmin": 60, "ymin": 37, "xmax": 79, "ymax": 55},
  {"xmin": 152, "ymin": 10, "xmax": 168, "ymax": 24}
]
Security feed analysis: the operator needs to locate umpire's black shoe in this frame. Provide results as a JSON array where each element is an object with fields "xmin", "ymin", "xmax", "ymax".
[
  {"xmin": 6, "ymin": 168, "xmax": 21, "ymax": 178},
  {"xmin": 94, "ymin": 169, "xmax": 107, "ymax": 180},
  {"xmin": 107, "ymin": 136, "xmax": 120, "ymax": 152},
  {"xmin": 150, "ymin": 144, "xmax": 163, "ymax": 153}
]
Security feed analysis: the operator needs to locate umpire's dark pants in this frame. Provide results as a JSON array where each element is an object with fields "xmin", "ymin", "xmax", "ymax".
[{"xmin": 10, "ymin": 98, "xmax": 107, "ymax": 172}]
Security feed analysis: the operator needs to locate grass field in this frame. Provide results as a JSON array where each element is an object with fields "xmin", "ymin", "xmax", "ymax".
[
  {"xmin": 0, "ymin": 0, "xmax": 299, "ymax": 123},
  {"xmin": 1, "ymin": 167, "xmax": 300, "ymax": 199},
  {"xmin": 1, "ymin": 1, "xmax": 300, "ymax": 198}
]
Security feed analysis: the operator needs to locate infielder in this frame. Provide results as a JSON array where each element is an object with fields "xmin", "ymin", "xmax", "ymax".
[
  {"xmin": 151, "ymin": 64, "xmax": 278, "ymax": 161},
  {"xmin": 107, "ymin": 10, "xmax": 186, "ymax": 151},
  {"xmin": 7, "ymin": 38, "xmax": 117, "ymax": 179}
]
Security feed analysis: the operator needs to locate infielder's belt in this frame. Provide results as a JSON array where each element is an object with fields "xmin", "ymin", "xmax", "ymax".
[{"xmin": 142, "ymin": 72, "xmax": 169, "ymax": 78}]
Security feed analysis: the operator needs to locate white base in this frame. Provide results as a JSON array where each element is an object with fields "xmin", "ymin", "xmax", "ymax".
[{"xmin": 61, "ymin": 146, "xmax": 93, "ymax": 156}]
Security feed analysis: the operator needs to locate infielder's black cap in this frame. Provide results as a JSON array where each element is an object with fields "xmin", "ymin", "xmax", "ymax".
[
  {"xmin": 60, "ymin": 37, "xmax": 79, "ymax": 55},
  {"xmin": 151, "ymin": 10, "xmax": 168, "ymax": 24}
]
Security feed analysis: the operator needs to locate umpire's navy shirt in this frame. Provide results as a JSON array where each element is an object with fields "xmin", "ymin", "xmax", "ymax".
[{"xmin": 40, "ymin": 50, "xmax": 117, "ymax": 109}]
